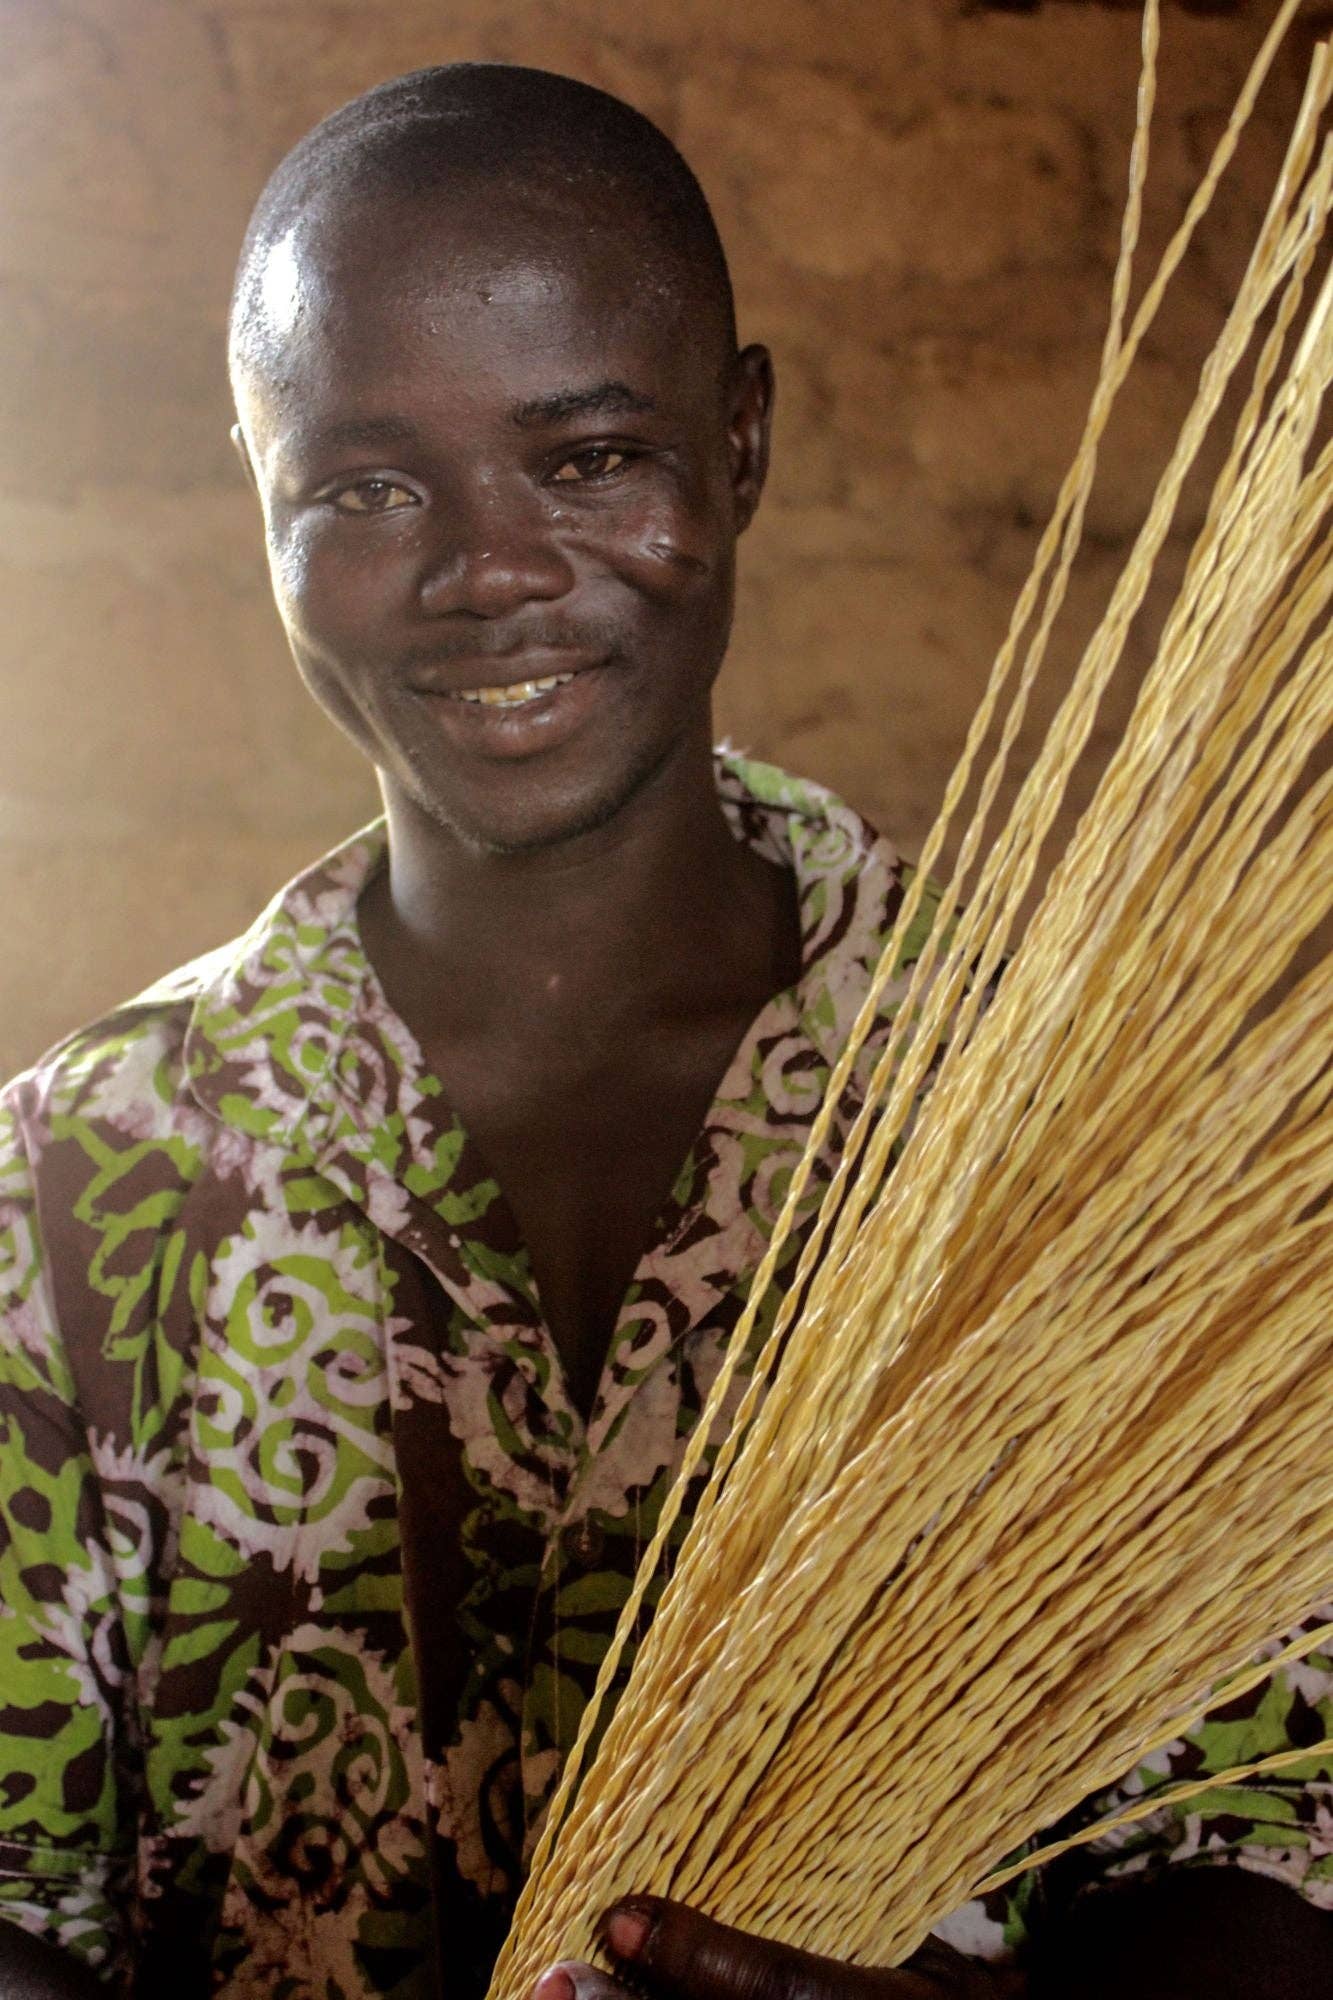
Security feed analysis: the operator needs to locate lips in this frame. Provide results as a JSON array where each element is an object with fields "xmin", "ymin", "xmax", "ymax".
[
  {"xmin": 453, "ymin": 670, "xmax": 576, "ymax": 707},
  {"xmin": 409, "ymin": 645, "xmax": 600, "ymax": 701},
  {"xmin": 407, "ymin": 652, "xmax": 615, "ymax": 760}
]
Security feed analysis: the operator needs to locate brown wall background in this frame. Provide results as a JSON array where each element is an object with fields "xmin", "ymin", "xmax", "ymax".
[{"xmin": 0, "ymin": 0, "xmax": 1308, "ymax": 1077}]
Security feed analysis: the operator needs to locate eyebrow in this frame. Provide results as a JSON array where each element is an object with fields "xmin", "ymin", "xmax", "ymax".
[
  {"xmin": 299, "ymin": 382, "xmax": 658, "ymax": 456},
  {"xmin": 305, "ymin": 414, "xmax": 421, "ymax": 453},
  {"xmin": 510, "ymin": 381, "xmax": 658, "ymax": 428}
]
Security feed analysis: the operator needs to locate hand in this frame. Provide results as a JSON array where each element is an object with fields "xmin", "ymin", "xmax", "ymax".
[{"xmin": 529, "ymin": 1894, "xmax": 1013, "ymax": 2000}]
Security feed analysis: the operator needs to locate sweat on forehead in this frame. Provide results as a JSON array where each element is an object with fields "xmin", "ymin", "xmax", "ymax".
[{"xmin": 228, "ymin": 62, "xmax": 737, "ymax": 393}]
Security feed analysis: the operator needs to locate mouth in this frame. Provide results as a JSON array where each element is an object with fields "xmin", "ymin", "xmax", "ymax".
[
  {"xmin": 451, "ymin": 671, "xmax": 577, "ymax": 708},
  {"xmin": 406, "ymin": 653, "xmax": 616, "ymax": 762}
]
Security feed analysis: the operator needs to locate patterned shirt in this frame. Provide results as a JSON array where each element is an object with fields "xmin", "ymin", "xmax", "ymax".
[{"xmin": 0, "ymin": 753, "xmax": 1329, "ymax": 1998}]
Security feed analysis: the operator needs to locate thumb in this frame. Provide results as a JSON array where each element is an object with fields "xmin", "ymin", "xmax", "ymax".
[{"xmin": 598, "ymin": 1897, "xmax": 945, "ymax": 2000}]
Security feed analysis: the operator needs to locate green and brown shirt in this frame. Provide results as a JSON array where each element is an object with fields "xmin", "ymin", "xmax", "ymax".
[{"xmin": 1, "ymin": 753, "xmax": 1329, "ymax": 1997}]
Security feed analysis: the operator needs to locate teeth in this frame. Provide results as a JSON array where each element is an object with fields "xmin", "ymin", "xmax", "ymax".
[{"xmin": 456, "ymin": 673, "xmax": 574, "ymax": 707}]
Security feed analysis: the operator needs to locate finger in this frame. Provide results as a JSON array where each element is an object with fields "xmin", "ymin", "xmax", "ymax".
[
  {"xmin": 532, "ymin": 1958, "xmax": 636, "ymax": 2000},
  {"xmin": 597, "ymin": 1896, "xmax": 944, "ymax": 2000}
]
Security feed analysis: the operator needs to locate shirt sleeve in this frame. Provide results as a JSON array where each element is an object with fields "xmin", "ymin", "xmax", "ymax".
[
  {"xmin": 929, "ymin": 1615, "xmax": 1333, "ymax": 1970},
  {"xmin": 1068, "ymin": 1611, "xmax": 1333, "ymax": 1910},
  {"xmin": 0, "ymin": 1093, "xmax": 134, "ymax": 1984}
]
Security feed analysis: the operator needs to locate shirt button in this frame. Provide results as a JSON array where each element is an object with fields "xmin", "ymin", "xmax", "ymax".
[{"xmin": 563, "ymin": 1516, "xmax": 605, "ymax": 1568}]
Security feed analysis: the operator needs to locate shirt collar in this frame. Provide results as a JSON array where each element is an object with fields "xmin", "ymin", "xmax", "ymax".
[{"xmin": 179, "ymin": 750, "xmax": 904, "ymax": 1157}]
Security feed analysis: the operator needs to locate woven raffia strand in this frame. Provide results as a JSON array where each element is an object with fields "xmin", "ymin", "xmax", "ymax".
[{"xmin": 488, "ymin": 2, "xmax": 1333, "ymax": 1988}]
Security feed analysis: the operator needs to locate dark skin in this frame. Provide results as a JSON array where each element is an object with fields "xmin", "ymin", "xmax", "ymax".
[
  {"xmin": 238, "ymin": 185, "xmax": 802, "ymax": 1419},
  {"xmin": 4, "ymin": 177, "xmax": 1329, "ymax": 1998},
  {"xmin": 359, "ymin": 796, "xmax": 799, "ymax": 1418}
]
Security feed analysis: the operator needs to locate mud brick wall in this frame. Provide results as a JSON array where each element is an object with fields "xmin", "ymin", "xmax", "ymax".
[{"xmin": 0, "ymin": 0, "xmax": 1307, "ymax": 1072}]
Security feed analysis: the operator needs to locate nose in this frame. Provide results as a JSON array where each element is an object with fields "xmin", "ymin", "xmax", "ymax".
[{"xmin": 417, "ymin": 482, "xmax": 576, "ymax": 619}]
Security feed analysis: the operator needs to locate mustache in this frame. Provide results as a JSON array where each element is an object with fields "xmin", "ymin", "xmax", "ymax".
[{"xmin": 397, "ymin": 621, "xmax": 621, "ymax": 672}]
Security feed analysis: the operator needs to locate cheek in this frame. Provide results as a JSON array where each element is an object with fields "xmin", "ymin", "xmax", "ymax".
[
  {"xmin": 262, "ymin": 525, "xmax": 397, "ymax": 749},
  {"xmin": 263, "ymin": 518, "xmax": 317, "ymax": 633},
  {"xmin": 585, "ymin": 483, "xmax": 733, "ymax": 619},
  {"xmin": 264, "ymin": 518, "xmax": 407, "ymax": 648}
]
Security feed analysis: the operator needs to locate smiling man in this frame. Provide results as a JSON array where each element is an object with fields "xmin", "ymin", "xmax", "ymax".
[{"xmin": 0, "ymin": 62, "xmax": 1330, "ymax": 2000}]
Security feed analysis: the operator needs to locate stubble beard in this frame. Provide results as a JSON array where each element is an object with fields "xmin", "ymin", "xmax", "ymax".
[{"xmin": 394, "ymin": 720, "xmax": 693, "ymax": 859}]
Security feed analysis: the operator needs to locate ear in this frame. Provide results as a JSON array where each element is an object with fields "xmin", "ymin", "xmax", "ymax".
[
  {"xmin": 231, "ymin": 422, "xmax": 260, "ymax": 495},
  {"xmin": 726, "ymin": 344, "xmax": 774, "ymax": 536}
]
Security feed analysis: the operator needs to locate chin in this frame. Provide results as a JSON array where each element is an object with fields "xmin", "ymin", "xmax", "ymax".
[{"xmin": 407, "ymin": 743, "xmax": 678, "ymax": 858}]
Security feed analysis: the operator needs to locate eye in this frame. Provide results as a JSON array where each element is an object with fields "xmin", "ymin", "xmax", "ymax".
[
  {"xmin": 326, "ymin": 478, "xmax": 418, "ymax": 514},
  {"xmin": 550, "ymin": 447, "xmax": 632, "ymax": 484}
]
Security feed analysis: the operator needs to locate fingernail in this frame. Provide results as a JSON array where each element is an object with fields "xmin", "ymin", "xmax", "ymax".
[
  {"xmin": 603, "ymin": 1902, "xmax": 656, "ymax": 1963},
  {"xmin": 533, "ymin": 1970, "xmax": 576, "ymax": 2000}
]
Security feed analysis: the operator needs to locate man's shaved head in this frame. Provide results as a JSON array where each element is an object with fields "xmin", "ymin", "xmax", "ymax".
[
  {"xmin": 226, "ymin": 60, "xmax": 772, "ymax": 861},
  {"xmin": 228, "ymin": 63, "xmax": 737, "ymax": 397}
]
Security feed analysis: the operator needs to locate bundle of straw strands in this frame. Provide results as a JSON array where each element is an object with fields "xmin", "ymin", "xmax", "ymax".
[{"xmin": 491, "ymin": 0, "xmax": 1333, "ymax": 1983}]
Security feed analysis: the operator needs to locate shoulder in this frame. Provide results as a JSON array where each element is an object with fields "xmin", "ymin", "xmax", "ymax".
[
  {"xmin": 2, "ymin": 945, "xmax": 230, "ymax": 1153},
  {"xmin": 717, "ymin": 747, "xmax": 946, "ymax": 979},
  {"xmin": 0, "ymin": 962, "xmax": 225, "ymax": 1410},
  {"xmin": 1, "ymin": 809, "xmax": 388, "ymax": 1170},
  {"xmin": 1, "ymin": 820, "xmax": 391, "ymax": 1256},
  {"xmin": 717, "ymin": 748, "xmax": 888, "ymax": 859},
  {"xmin": 0, "ymin": 942, "xmax": 269, "ymax": 1293}
]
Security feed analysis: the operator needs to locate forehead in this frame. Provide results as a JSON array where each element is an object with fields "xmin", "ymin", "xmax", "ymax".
[{"xmin": 242, "ymin": 185, "xmax": 719, "ymax": 437}]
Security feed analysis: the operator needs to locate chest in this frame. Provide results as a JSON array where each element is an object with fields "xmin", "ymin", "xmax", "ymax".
[{"xmin": 424, "ymin": 1006, "xmax": 762, "ymax": 1417}]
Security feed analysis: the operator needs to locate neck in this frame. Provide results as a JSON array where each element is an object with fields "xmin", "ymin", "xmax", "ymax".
[{"xmin": 362, "ymin": 725, "xmax": 780, "ymax": 1044}]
